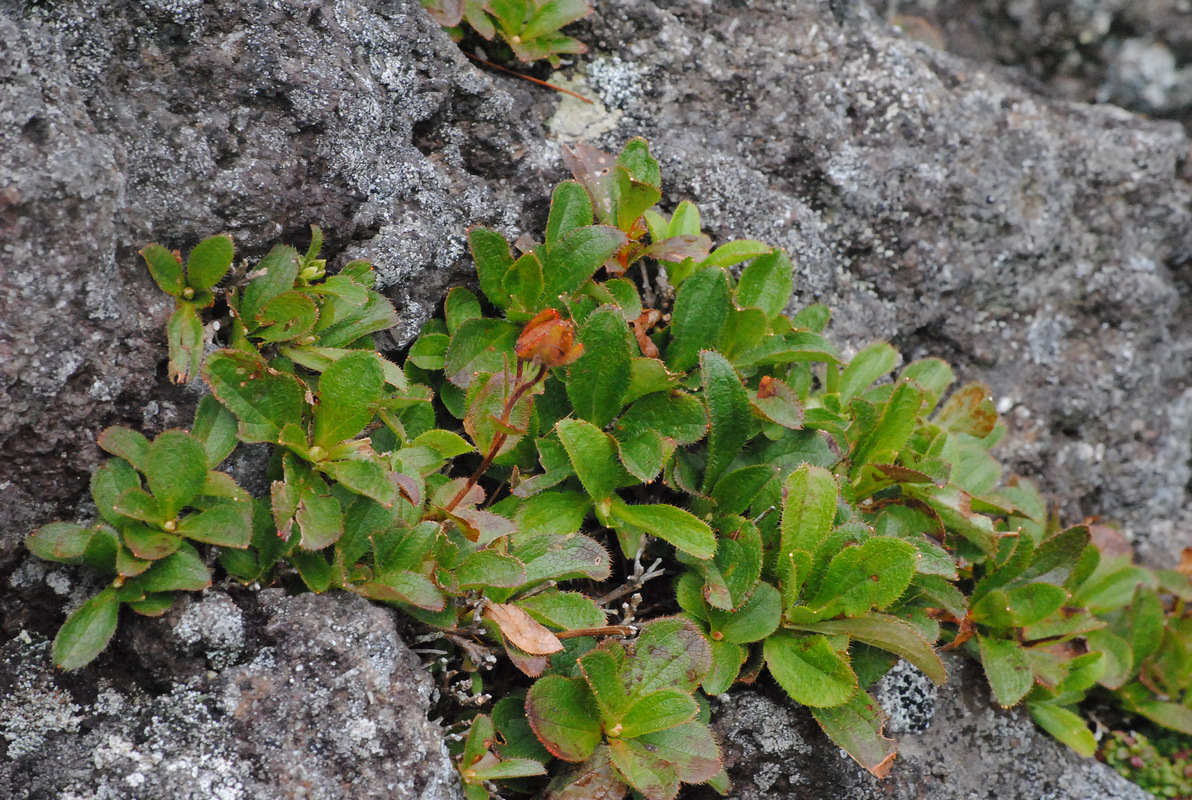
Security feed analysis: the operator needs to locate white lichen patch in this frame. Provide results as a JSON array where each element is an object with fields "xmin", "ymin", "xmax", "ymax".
[
  {"xmin": 0, "ymin": 637, "xmax": 83, "ymax": 759},
  {"xmin": 173, "ymin": 593, "xmax": 246, "ymax": 671},
  {"xmin": 874, "ymin": 659, "xmax": 938, "ymax": 736},
  {"xmin": 547, "ymin": 73, "xmax": 622, "ymax": 143}
]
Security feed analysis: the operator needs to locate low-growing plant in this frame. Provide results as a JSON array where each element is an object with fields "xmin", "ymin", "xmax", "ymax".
[
  {"xmin": 1102, "ymin": 728, "xmax": 1192, "ymax": 799},
  {"xmin": 422, "ymin": 0, "xmax": 592, "ymax": 65},
  {"xmin": 27, "ymin": 138, "xmax": 1192, "ymax": 799}
]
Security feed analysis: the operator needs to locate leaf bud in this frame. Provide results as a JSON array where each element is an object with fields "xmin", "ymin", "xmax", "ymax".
[{"xmin": 515, "ymin": 309, "xmax": 584, "ymax": 367}]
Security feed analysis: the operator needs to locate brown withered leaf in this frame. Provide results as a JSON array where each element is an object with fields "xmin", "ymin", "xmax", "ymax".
[
  {"xmin": 1180, "ymin": 547, "xmax": 1192, "ymax": 578},
  {"xmin": 936, "ymin": 382, "xmax": 997, "ymax": 437},
  {"xmin": 485, "ymin": 602, "xmax": 564, "ymax": 655}
]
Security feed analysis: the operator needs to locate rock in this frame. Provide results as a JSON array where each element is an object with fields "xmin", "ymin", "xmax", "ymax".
[
  {"xmin": 702, "ymin": 655, "xmax": 1152, "ymax": 800},
  {"xmin": 864, "ymin": 0, "xmax": 1192, "ymax": 125},
  {"xmin": 0, "ymin": 0, "xmax": 553, "ymax": 566},
  {"xmin": 0, "ymin": 589, "xmax": 462, "ymax": 800}
]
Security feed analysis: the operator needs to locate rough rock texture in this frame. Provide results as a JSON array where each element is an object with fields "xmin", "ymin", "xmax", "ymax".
[
  {"xmin": 5, "ymin": 0, "xmax": 1192, "ymax": 798},
  {"xmin": 0, "ymin": 588, "xmax": 461, "ymax": 800},
  {"xmin": 864, "ymin": 0, "xmax": 1192, "ymax": 126},
  {"xmin": 696, "ymin": 658, "xmax": 1153, "ymax": 800},
  {"xmin": 702, "ymin": 654, "xmax": 1152, "ymax": 800},
  {"xmin": 0, "ymin": 0, "xmax": 553, "ymax": 567}
]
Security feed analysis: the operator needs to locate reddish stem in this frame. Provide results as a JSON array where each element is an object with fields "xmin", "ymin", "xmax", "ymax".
[{"xmin": 444, "ymin": 362, "xmax": 547, "ymax": 512}]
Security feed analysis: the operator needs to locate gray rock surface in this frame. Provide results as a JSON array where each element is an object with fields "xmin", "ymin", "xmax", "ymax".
[
  {"xmin": 0, "ymin": 0, "xmax": 552, "ymax": 567},
  {"xmin": 0, "ymin": 589, "xmax": 462, "ymax": 800},
  {"xmin": 4, "ymin": 0, "xmax": 1192, "ymax": 798},
  {"xmin": 704, "ymin": 654, "xmax": 1152, "ymax": 800},
  {"xmin": 866, "ymin": 0, "xmax": 1192, "ymax": 125}
]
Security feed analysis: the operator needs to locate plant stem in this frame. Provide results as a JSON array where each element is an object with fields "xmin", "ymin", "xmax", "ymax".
[{"xmin": 444, "ymin": 362, "xmax": 547, "ymax": 512}]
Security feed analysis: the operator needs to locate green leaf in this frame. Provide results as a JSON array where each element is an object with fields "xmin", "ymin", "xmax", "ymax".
[
  {"xmin": 27, "ymin": 522, "xmax": 103, "ymax": 565},
  {"xmin": 626, "ymin": 617, "xmax": 713, "ymax": 695},
  {"xmin": 578, "ymin": 645, "xmax": 628, "ymax": 720},
  {"xmin": 409, "ymin": 332, "xmax": 450, "ymax": 370},
  {"xmin": 780, "ymin": 464, "xmax": 838, "ymax": 559},
  {"xmin": 710, "ymin": 466, "xmax": 776, "ymax": 518},
  {"xmin": 701, "ymin": 239, "xmax": 772, "ymax": 269},
  {"xmin": 735, "ymin": 332, "xmax": 841, "ymax": 368},
  {"xmin": 522, "ymin": 0, "xmax": 592, "ymax": 40},
  {"xmin": 810, "ymin": 691, "xmax": 897, "ymax": 777},
  {"xmin": 444, "ymin": 318, "xmax": 521, "ymax": 389},
  {"xmin": 618, "ymin": 688, "xmax": 699, "ymax": 738},
  {"xmin": 185, "ymin": 234, "xmax": 234, "ymax": 291},
  {"xmin": 1026, "ymin": 704, "xmax": 1096, "ymax": 757},
  {"xmin": 1134, "ymin": 701, "xmax": 1192, "ymax": 735},
  {"xmin": 112, "ymin": 488, "xmax": 164, "ymax": 524},
  {"xmin": 735, "ymin": 249, "xmax": 793, "ymax": 318},
  {"xmin": 752, "ymin": 377, "xmax": 804, "ymax": 429},
  {"xmin": 1084, "ymin": 629, "xmax": 1134, "ymax": 689},
  {"xmin": 53, "ymin": 587, "xmax": 121, "ymax": 670},
  {"xmin": 205, "ymin": 350, "xmax": 306, "ymax": 443},
  {"xmin": 177, "ymin": 502, "xmax": 253, "ymax": 548},
  {"xmin": 122, "ymin": 523, "xmax": 182, "ymax": 561},
  {"xmin": 505, "ymin": 252, "xmax": 545, "ymax": 312},
  {"xmin": 609, "ymin": 498, "xmax": 716, "ymax": 560},
  {"xmin": 525, "ymin": 675, "xmax": 603, "ymax": 762},
  {"xmin": 312, "ymin": 351, "xmax": 384, "ymax": 448},
  {"xmin": 291, "ymin": 550, "xmax": 333, "ymax": 592},
  {"xmin": 839, "ymin": 342, "xmax": 898, "ymax": 404},
  {"xmin": 804, "ymin": 614, "xmax": 946, "ymax": 685},
  {"xmin": 566, "ymin": 305, "xmax": 633, "ymax": 428},
  {"xmin": 610, "ymin": 722, "xmax": 721, "ymax": 797},
  {"xmin": 144, "ymin": 430, "xmax": 209, "ymax": 519},
  {"xmin": 704, "ymin": 640, "xmax": 746, "ymax": 696},
  {"xmin": 1071, "ymin": 563, "xmax": 1153, "ymax": 614},
  {"xmin": 454, "ymin": 550, "xmax": 527, "ymax": 588},
  {"xmin": 127, "ymin": 592, "xmax": 176, "ymax": 617},
  {"xmin": 623, "ymin": 358, "xmax": 678, "ymax": 404},
  {"xmin": 707, "ymin": 581, "xmax": 782, "ymax": 644},
  {"xmin": 615, "ymin": 429, "xmax": 664, "ymax": 482},
  {"xmin": 97, "ymin": 427, "xmax": 150, "ymax": 472},
  {"xmin": 699, "ymin": 351, "xmax": 751, "ymax": 492},
  {"xmin": 978, "ymin": 633, "xmax": 1034, "ymax": 707},
  {"xmin": 313, "ymin": 291, "xmax": 399, "ymax": 347},
  {"xmin": 191, "ymin": 396, "xmax": 239, "ymax": 469},
  {"xmin": 1005, "ymin": 583, "xmax": 1068, "ymax": 628},
  {"xmin": 138, "ymin": 543, "xmax": 211, "ymax": 592},
  {"xmin": 709, "ymin": 522, "xmax": 764, "ymax": 608},
  {"xmin": 445, "ymin": 287, "xmax": 483, "ymax": 334},
  {"xmin": 616, "ymin": 391, "xmax": 708, "ymax": 446},
  {"xmin": 90, "ymin": 459, "xmax": 144, "ymax": 528},
  {"xmin": 469, "ymin": 227, "xmax": 515, "ymax": 309},
  {"xmin": 540, "ymin": 225, "xmax": 627, "ymax": 305},
  {"xmin": 517, "ymin": 533, "xmax": 611, "ymax": 585},
  {"xmin": 556, "ymin": 418, "xmax": 634, "ymax": 501},
  {"xmin": 239, "ymin": 244, "xmax": 300, "ymax": 324},
  {"xmin": 764, "ymin": 632, "xmax": 858, "ymax": 707},
  {"xmin": 516, "ymin": 590, "xmax": 606, "ymax": 631},
  {"xmin": 807, "ymin": 538, "xmax": 918, "ymax": 617},
  {"xmin": 167, "ymin": 303, "xmax": 205, "ymax": 384},
  {"xmin": 141, "ymin": 244, "xmax": 185, "ymax": 297},
  {"xmin": 900, "ymin": 358, "xmax": 954, "ymax": 411},
  {"xmin": 546, "ymin": 180, "xmax": 595, "ymax": 246},
  {"xmin": 359, "ymin": 570, "xmax": 446, "ymax": 610},
  {"xmin": 254, "ymin": 292, "xmax": 318, "ymax": 342},
  {"xmin": 850, "ymin": 380, "xmax": 922, "ymax": 472},
  {"xmin": 512, "ymin": 491, "xmax": 591, "ymax": 537},
  {"xmin": 324, "ymin": 458, "xmax": 398, "ymax": 507},
  {"xmin": 666, "ymin": 268, "xmax": 730, "ymax": 373}
]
